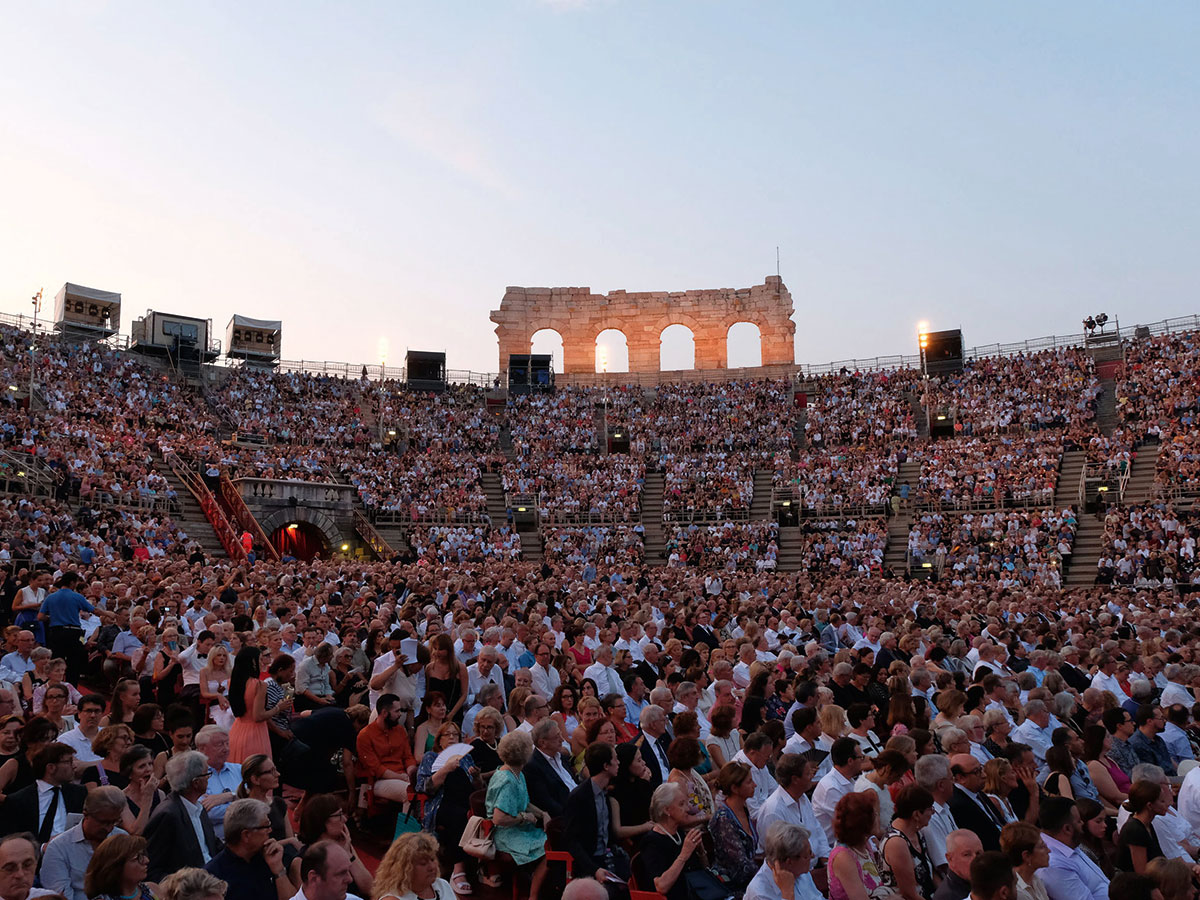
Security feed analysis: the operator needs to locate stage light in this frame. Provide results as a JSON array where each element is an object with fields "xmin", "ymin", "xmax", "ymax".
[
  {"xmin": 781, "ymin": 500, "xmax": 791, "ymax": 507},
  {"xmin": 516, "ymin": 506, "xmax": 527, "ymax": 513},
  {"xmin": 921, "ymin": 562, "xmax": 933, "ymax": 568},
  {"xmin": 1095, "ymin": 313, "xmax": 1109, "ymax": 327},
  {"xmin": 287, "ymin": 523, "xmax": 298, "ymax": 531},
  {"xmin": 1098, "ymin": 486, "xmax": 1109, "ymax": 492},
  {"xmin": 340, "ymin": 543, "xmax": 349, "ymax": 551},
  {"xmin": 387, "ymin": 430, "xmax": 397, "ymax": 436},
  {"xmin": 613, "ymin": 432, "xmax": 623, "ymax": 438},
  {"xmin": 17, "ymin": 471, "xmax": 24, "ymax": 477},
  {"xmin": 6, "ymin": 385, "xmax": 16, "ymax": 391},
  {"xmin": 936, "ymin": 414, "xmax": 946, "ymax": 421}
]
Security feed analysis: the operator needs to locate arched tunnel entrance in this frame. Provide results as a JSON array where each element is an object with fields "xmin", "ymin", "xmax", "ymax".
[{"xmin": 271, "ymin": 520, "xmax": 331, "ymax": 561}]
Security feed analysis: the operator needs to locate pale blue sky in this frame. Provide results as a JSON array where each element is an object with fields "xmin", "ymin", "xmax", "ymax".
[{"xmin": 2, "ymin": 2, "xmax": 1198, "ymax": 374}]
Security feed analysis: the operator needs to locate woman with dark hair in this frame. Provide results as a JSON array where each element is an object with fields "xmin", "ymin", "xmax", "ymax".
[
  {"xmin": 228, "ymin": 646, "xmax": 288, "ymax": 764},
  {"xmin": 549, "ymin": 683, "xmax": 579, "ymax": 741},
  {"xmin": 1082, "ymin": 724, "xmax": 1129, "ymax": 813},
  {"xmin": 829, "ymin": 790, "xmax": 893, "ymax": 900},
  {"xmin": 414, "ymin": 721, "xmax": 481, "ymax": 895},
  {"xmin": 708, "ymin": 762, "xmax": 759, "ymax": 892},
  {"xmin": 85, "ymin": 832, "xmax": 156, "ymax": 900},
  {"xmin": 131, "ymin": 703, "xmax": 169, "ymax": 758},
  {"xmin": 238, "ymin": 753, "xmax": 296, "ymax": 845},
  {"xmin": 882, "ymin": 784, "xmax": 936, "ymax": 900},
  {"xmin": 707, "ymin": 705, "xmax": 741, "ymax": 769},
  {"xmin": 1042, "ymin": 746, "xmax": 1077, "ymax": 799},
  {"xmin": 102, "ymin": 678, "xmax": 142, "ymax": 728},
  {"xmin": 868, "ymin": 665, "xmax": 891, "ymax": 711},
  {"xmin": 1117, "ymin": 780, "xmax": 1171, "ymax": 873},
  {"xmin": 1076, "ymin": 797, "xmax": 1116, "ymax": 879},
  {"xmin": 613, "ymin": 740, "xmax": 654, "ymax": 827},
  {"xmin": 602, "ymin": 692, "xmax": 638, "ymax": 743},
  {"xmin": 413, "ymin": 691, "xmax": 448, "ymax": 756},
  {"xmin": 294, "ymin": 793, "xmax": 374, "ymax": 896},
  {"xmin": 886, "ymin": 676, "xmax": 915, "ymax": 736},
  {"xmin": 425, "ymin": 633, "xmax": 468, "ymax": 722},
  {"xmin": 0, "ymin": 716, "xmax": 57, "ymax": 794},
  {"xmin": 120, "ymin": 744, "xmax": 164, "ymax": 834}
]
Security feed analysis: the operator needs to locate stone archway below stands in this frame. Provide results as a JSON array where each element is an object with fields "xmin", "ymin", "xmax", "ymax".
[{"xmin": 259, "ymin": 507, "xmax": 342, "ymax": 561}]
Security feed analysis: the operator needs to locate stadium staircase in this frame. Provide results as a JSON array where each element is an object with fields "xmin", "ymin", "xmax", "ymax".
[
  {"xmin": 518, "ymin": 528, "xmax": 544, "ymax": 564},
  {"xmin": 1121, "ymin": 443, "xmax": 1162, "ymax": 504},
  {"xmin": 1096, "ymin": 378, "xmax": 1119, "ymax": 436},
  {"xmin": 482, "ymin": 472, "xmax": 508, "ymax": 523},
  {"xmin": 499, "ymin": 425, "xmax": 515, "ymax": 460},
  {"xmin": 776, "ymin": 527, "xmax": 803, "ymax": 571},
  {"xmin": 750, "ymin": 471, "xmax": 773, "ymax": 519},
  {"xmin": 153, "ymin": 458, "xmax": 230, "ymax": 559},
  {"xmin": 884, "ymin": 512, "xmax": 913, "ymax": 575},
  {"xmin": 593, "ymin": 405, "xmax": 607, "ymax": 452},
  {"xmin": 1055, "ymin": 451, "xmax": 1087, "ymax": 510},
  {"xmin": 908, "ymin": 392, "xmax": 930, "ymax": 441},
  {"xmin": 641, "ymin": 472, "xmax": 667, "ymax": 566}
]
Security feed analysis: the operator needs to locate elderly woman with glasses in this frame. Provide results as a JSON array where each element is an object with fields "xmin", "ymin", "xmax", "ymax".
[
  {"xmin": 415, "ymin": 721, "xmax": 482, "ymax": 895},
  {"xmin": 85, "ymin": 833, "xmax": 157, "ymax": 900}
]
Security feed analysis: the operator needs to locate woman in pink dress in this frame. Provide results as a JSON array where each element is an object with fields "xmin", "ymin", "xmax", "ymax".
[{"xmin": 228, "ymin": 647, "xmax": 288, "ymax": 764}]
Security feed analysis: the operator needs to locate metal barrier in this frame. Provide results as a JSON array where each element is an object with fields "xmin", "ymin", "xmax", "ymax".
[
  {"xmin": 219, "ymin": 475, "xmax": 280, "ymax": 562},
  {"xmin": 0, "ymin": 450, "xmax": 61, "ymax": 497},
  {"xmin": 163, "ymin": 451, "xmax": 247, "ymax": 563},
  {"xmin": 912, "ymin": 490, "xmax": 1057, "ymax": 513}
]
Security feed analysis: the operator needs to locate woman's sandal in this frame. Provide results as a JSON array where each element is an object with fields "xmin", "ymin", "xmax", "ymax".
[
  {"xmin": 476, "ymin": 872, "xmax": 503, "ymax": 889},
  {"xmin": 450, "ymin": 872, "xmax": 474, "ymax": 894}
]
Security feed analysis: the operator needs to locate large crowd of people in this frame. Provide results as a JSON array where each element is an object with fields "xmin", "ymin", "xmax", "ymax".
[{"xmin": 1, "ymin": 320, "xmax": 1200, "ymax": 900}]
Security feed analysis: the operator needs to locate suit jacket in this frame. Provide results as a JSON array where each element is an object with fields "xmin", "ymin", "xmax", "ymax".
[
  {"xmin": 525, "ymin": 748, "xmax": 574, "ymax": 818},
  {"xmin": 948, "ymin": 785, "xmax": 1001, "ymax": 852},
  {"xmin": 145, "ymin": 793, "xmax": 223, "ymax": 883},
  {"xmin": 562, "ymin": 779, "xmax": 616, "ymax": 877},
  {"xmin": 632, "ymin": 731, "xmax": 669, "ymax": 788},
  {"xmin": 1060, "ymin": 663, "xmax": 1091, "ymax": 694},
  {"xmin": 0, "ymin": 780, "xmax": 87, "ymax": 838},
  {"xmin": 632, "ymin": 660, "xmax": 664, "ymax": 692}
]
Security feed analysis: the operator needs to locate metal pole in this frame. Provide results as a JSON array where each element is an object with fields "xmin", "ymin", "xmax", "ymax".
[{"xmin": 28, "ymin": 290, "xmax": 41, "ymax": 402}]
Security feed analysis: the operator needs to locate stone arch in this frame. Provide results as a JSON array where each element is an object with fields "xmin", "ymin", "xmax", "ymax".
[
  {"xmin": 529, "ymin": 328, "xmax": 564, "ymax": 373},
  {"xmin": 258, "ymin": 506, "xmax": 344, "ymax": 555},
  {"xmin": 726, "ymin": 321, "xmax": 762, "ymax": 368},
  {"xmin": 659, "ymin": 324, "xmax": 696, "ymax": 371},
  {"xmin": 595, "ymin": 328, "xmax": 629, "ymax": 373}
]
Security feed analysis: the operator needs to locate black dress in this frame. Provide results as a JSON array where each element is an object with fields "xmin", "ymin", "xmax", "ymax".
[
  {"xmin": 1116, "ymin": 816, "xmax": 1163, "ymax": 872},
  {"xmin": 636, "ymin": 830, "xmax": 703, "ymax": 900},
  {"xmin": 471, "ymin": 738, "xmax": 502, "ymax": 776},
  {"xmin": 425, "ymin": 667, "xmax": 464, "ymax": 721}
]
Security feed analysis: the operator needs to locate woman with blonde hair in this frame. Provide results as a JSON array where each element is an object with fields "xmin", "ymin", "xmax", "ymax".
[
  {"xmin": 570, "ymin": 696, "xmax": 604, "ymax": 756},
  {"xmin": 933, "ymin": 690, "xmax": 967, "ymax": 731},
  {"xmin": 198, "ymin": 644, "xmax": 233, "ymax": 727},
  {"xmin": 82, "ymin": 724, "xmax": 136, "ymax": 789},
  {"xmin": 159, "ymin": 868, "xmax": 226, "ymax": 900},
  {"xmin": 372, "ymin": 831, "xmax": 454, "ymax": 900},
  {"xmin": 504, "ymin": 686, "xmax": 531, "ymax": 735}
]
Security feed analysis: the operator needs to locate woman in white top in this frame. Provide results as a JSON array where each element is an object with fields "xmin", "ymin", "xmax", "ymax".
[
  {"xmin": 199, "ymin": 644, "xmax": 233, "ymax": 728},
  {"xmin": 12, "ymin": 570, "xmax": 50, "ymax": 643},
  {"xmin": 745, "ymin": 821, "xmax": 825, "ymax": 900},
  {"xmin": 706, "ymin": 704, "xmax": 742, "ymax": 769},
  {"xmin": 851, "ymin": 749, "xmax": 909, "ymax": 829},
  {"xmin": 373, "ymin": 831, "xmax": 455, "ymax": 900},
  {"xmin": 998, "ymin": 820, "xmax": 1051, "ymax": 900}
]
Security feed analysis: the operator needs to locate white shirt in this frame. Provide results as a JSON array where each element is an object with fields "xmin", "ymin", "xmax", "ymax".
[
  {"xmin": 36, "ymin": 779, "xmax": 69, "ymax": 838},
  {"xmin": 583, "ymin": 662, "xmax": 625, "ymax": 698},
  {"xmin": 58, "ymin": 726, "xmax": 101, "ymax": 764},
  {"xmin": 538, "ymin": 749, "xmax": 576, "ymax": 791},
  {"xmin": 811, "ymin": 767, "xmax": 856, "ymax": 846},
  {"xmin": 1115, "ymin": 800, "xmax": 1197, "ymax": 861},
  {"xmin": 922, "ymin": 800, "xmax": 958, "ymax": 869},
  {"xmin": 672, "ymin": 702, "xmax": 711, "ymax": 739},
  {"xmin": 733, "ymin": 749, "xmax": 778, "ymax": 817},
  {"xmin": 530, "ymin": 663, "xmax": 561, "ymax": 700},
  {"xmin": 1012, "ymin": 718, "xmax": 1054, "ymax": 767},
  {"xmin": 733, "ymin": 661, "xmax": 754, "ymax": 688},
  {"xmin": 1162, "ymin": 681, "xmax": 1194, "ymax": 709},
  {"xmin": 466, "ymin": 662, "xmax": 505, "ymax": 706},
  {"xmin": 755, "ymin": 786, "xmax": 829, "ymax": 860},
  {"xmin": 179, "ymin": 643, "xmax": 207, "ymax": 686},
  {"xmin": 1178, "ymin": 764, "xmax": 1200, "ymax": 835},
  {"xmin": 369, "ymin": 649, "xmax": 416, "ymax": 714},
  {"xmin": 853, "ymin": 774, "xmax": 894, "ymax": 826},
  {"xmin": 1090, "ymin": 671, "xmax": 1130, "ymax": 701},
  {"xmin": 744, "ymin": 860, "xmax": 824, "ymax": 900}
]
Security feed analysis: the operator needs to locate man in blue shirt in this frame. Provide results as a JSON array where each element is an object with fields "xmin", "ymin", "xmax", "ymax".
[
  {"xmin": 43, "ymin": 572, "xmax": 114, "ymax": 682},
  {"xmin": 1129, "ymin": 704, "xmax": 1178, "ymax": 777}
]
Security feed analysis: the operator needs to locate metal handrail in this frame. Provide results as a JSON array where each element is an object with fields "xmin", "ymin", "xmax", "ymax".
[
  {"xmin": 162, "ymin": 451, "xmax": 247, "ymax": 562},
  {"xmin": 911, "ymin": 490, "xmax": 1058, "ymax": 513},
  {"xmin": 353, "ymin": 509, "xmax": 395, "ymax": 559},
  {"xmin": 219, "ymin": 475, "xmax": 280, "ymax": 562}
]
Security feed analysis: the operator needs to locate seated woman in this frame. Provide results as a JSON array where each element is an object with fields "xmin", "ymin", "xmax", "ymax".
[
  {"xmin": 571, "ymin": 697, "xmax": 604, "ymax": 757},
  {"xmin": 415, "ymin": 721, "xmax": 482, "ymax": 895},
  {"xmin": 708, "ymin": 762, "xmax": 760, "ymax": 892},
  {"xmin": 483, "ymin": 730, "xmax": 549, "ymax": 897},
  {"xmin": 613, "ymin": 741, "xmax": 655, "ymax": 828},
  {"xmin": 603, "ymin": 692, "xmax": 639, "ymax": 743},
  {"xmin": 745, "ymin": 821, "xmax": 824, "ymax": 900},
  {"xmin": 373, "ymin": 831, "xmax": 455, "ymax": 900},
  {"xmin": 292, "ymin": 793, "xmax": 374, "ymax": 898},
  {"xmin": 635, "ymin": 782, "xmax": 707, "ymax": 900},
  {"xmin": 120, "ymin": 745, "xmax": 165, "ymax": 835},
  {"xmin": 666, "ymin": 736, "xmax": 714, "ymax": 826},
  {"xmin": 470, "ymin": 706, "xmax": 504, "ymax": 779},
  {"xmin": 82, "ymin": 725, "xmax": 136, "ymax": 790},
  {"xmin": 707, "ymin": 705, "xmax": 741, "ymax": 770},
  {"xmin": 828, "ymin": 790, "xmax": 892, "ymax": 900}
]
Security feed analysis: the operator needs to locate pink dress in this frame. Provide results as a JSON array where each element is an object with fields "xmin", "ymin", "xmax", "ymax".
[{"xmin": 228, "ymin": 680, "xmax": 272, "ymax": 763}]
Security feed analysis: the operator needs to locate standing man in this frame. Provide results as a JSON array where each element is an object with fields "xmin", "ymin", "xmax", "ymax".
[{"xmin": 41, "ymin": 573, "xmax": 114, "ymax": 683}]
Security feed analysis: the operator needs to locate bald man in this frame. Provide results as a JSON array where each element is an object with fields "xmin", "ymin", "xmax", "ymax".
[{"xmin": 933, "ymin": 830, "xmax": 983, "ymax": 900}]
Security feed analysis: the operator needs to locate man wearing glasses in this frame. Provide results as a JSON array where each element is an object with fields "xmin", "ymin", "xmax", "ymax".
[
  {"xmin": 0, "ymin": 834, "xmax": 58, "ymax": 900},
  {"xmin": 146, "ymin": 751, "xmax": 223, "ymax": 883},
  {"xmin": 40, "ymin": 785, "xmax": 127, "ymax": 900},
  {"xmin": 530, "ymin": 643, "xmax": 561, "ymax": 699},
  {"xmin": 204, "ymin": 798, "xmax": 298, "ymax": 900}
]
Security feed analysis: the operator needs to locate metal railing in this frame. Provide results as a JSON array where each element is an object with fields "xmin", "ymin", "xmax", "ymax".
[
  {"xmin": 353, "ymin": 509, "xmax": 396, "ymax": 559},
  {"xmin": 911, "ymin": 490, "xmax": 1058, "ymax": 513},
  {"xmin": 219, "ymin": 475, "xmax": 280, "ymax": 562},
  {"xmin": 162, "ymin": 451, "xmax": 247, "ymax": 562},
  {"xmin": 0, "ymin": 450, "xmax": 61, "ymax": 497},
  {"xmin": 369, "ymin": 507, "xmax": 490, "ymax": 525}
]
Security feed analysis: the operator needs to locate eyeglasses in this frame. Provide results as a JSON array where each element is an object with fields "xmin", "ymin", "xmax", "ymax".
[{"xmin": 133, "ymin": 852, "xmax": 150, "ymax": 864}]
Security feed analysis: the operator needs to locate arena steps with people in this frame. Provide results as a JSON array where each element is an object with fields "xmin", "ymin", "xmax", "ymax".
[
  {"xmin": 1095, "ymin": 377, "xmax": 1119, "ymax": 435},
  {"xmin": 750, "ymin": 470, "xmax": 773, "ymax": 519},
  {"xmin": 517, "ymin": 526, "xmax": 543, "ymax": 564},
  {"xmin": 1121, "ymin": 442, "xmax": 1163, "ymax": 504},
  {"xmin": 481, "ymin": 471, "xmax": 509, "ymax": 523},
  {"xmin": 1053, "ymin": 450, "xmax": 1087, "ymax": 509},
  {"xmin": 152, "ymin": 462, "xmax": 228, "ymax": 558},
  {"xmin": 498, "ymin": 423, "xmax": 515, "ymax": 460},
  {"xmin": 1064, "ymin": 513, "xmax": 1105, "ymax": 586},
  {"xmin": 884, "ymin": 510, "xmax": 913, "ymax": 574},
  {"xmin": 776, "ymin": 525, "xmax": 803, "ymax": 570},
  {"xmin": 640, "ymin": 471, "xmax": 667, "ymax": 565}
]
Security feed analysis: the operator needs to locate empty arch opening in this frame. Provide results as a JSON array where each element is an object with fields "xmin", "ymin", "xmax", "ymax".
[
  {"xmin": 660, "ymin": 324, "xmax": 695, "ymax": 371},
  {"xmin": 727, "ymin": 322, "xmax": 762, "ymax": 368},
  {"xmin": 530, "ymin": 328, "xmax": 564, "ymax": 373},
  {"xmin": 595, "ymin": 329, "xmax": 629, "ymax": 373}
]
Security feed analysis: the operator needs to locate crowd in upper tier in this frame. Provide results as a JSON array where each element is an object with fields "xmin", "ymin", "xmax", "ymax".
[{"xmin": 0, "ymin": 318, "xmax": 1198, "ymax": 900}]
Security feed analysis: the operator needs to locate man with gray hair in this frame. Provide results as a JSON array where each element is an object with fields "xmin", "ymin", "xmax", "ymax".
[
  {"xmin": 40, "ymin": 786, "xmax": 127, "ymax": 900},
  {"xmin": 146, "ymin": 751, "xmax": 223, "ymax": 882},
  {"xmin": 466, "ymin": 645, "xmax": 505, "ymax": 706},
  {"xmin": 746, "ymin": 822, "xmax": 823, "ymax": 900},
  {"xmin": 1011, "ymin": 700, "xmax": 1053, "ymax": 769},
  {"xmin": 463, "ymin": 681, "xmax": 504, "ymax": 739},
  {"xmin": 636, "ymin": 704, "xmax": 672, "ymax": 787},
  {"xmin": 1161, "ymin": 664, "xmax": 1194, "ymax": 708},
  {"xmin": 195, "ymin": 725, "xmax": 241, "ymax": 840},
  {"xmin": 525, "ymin": 718, "xmax": 575, "ymax": 818},
  {"xmin": 915, "ymin": 754, "xmax": 958, "ymax": 871},
  {"xmin": 205, "ymin": 798, "xmax": 295, "ymax": 900}
]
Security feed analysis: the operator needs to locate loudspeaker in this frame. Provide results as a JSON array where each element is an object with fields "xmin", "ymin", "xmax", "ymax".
[
  {"xmin": 406, "ymin": 351, "xmax": 446, "ymax": 391},
  {"xmin": 921, "ymin": 329, "xmax": 965, "ymax": 375},
  {"xmin": 508, "ymin": 354, "xmax": 554, "ymax": 394}
]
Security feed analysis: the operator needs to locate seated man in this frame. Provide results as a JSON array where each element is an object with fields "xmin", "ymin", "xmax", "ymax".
[
  {"xmin": 525, "ymin": 719, "xmax": 576, "ymax": 819},
  {"xmin": 204, "ymin": 798, "xmax": 297, "ymax": 900},
  {"xmin": 0, "ymin": 743, "xmax": 87, "ymax": 841},
  {"xmin": 145, "ymin": 750, "xmax": 224, "ymax": 883},
  {"xmin": 562, "ymin": 742, "xmax": 633, "ymax": 885},
  {"xmin": 355, "ymin": 693, "xmax": 417, "ymax": 804},
  {"xmin": 196, "ymin": 725, "xmax": 242, "ymax": 841},
  {"xmin": 294, "ymin": 840, "xmax": 357, "ymax": 900},
  {"xmin": 40, "ymin": 786, "xmax": 127, "ymax": 900},
  {"xmin": 0, "ymin": 833, "xmax": 59, "ymax": 900}
]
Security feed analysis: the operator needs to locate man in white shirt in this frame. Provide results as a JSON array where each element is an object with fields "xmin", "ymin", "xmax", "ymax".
[
  {"xmin": 754, "ymin": 753, "xmax": 828, "ymax": 878},
  {"xmin": 59, "ymin": 695, "xmax": 105, "ymax": 770},
  {"xmin": 914, "ymin": 753, "xmax": 959, "ymax": 870},
  {"xmin": 732, "ymin": 643, "xmax": 757, "ymax": 689},
  {"xmin": 1039, "ymin": 795, "xmax": 1109, "ymax": 900},
  {"xmin": 583, "ymin": 645, "xmax": 625, "ymax": 698},
  {"xmin": 732, "ymin": 733, "xmax": 778, "ymax": 818},
  {"xmin": 1090, "ymin": 655, "xmax": 1130, "ymax": 702},
  {"xmin": 529, "ymin": 643, "xmax": 561, "ymax": 699},
  {"xmin": 40, "ymin": 786, "xmax": 127, "ymax": 900},
  {"xmin": 499, "ymin": 628, "xmax": 526, "ymax": 671},
  {"xmin": 465, "ymin": 647, "xmax": 505, "ymax": 706},
  {"xmin": 1011, "ymin": 700, "xmax": 1054, "ymax": 770},
  {"xmin": 671, "ymin": 682, "xmax": 710, "ymax": 739},
  {"xmin": 195, "ymin": 726, "xmax": 241, "ymax": 841},
  {"xmin": 1160, "ymin": 665, "xmax": 1194, "ymax": 709},
  {"xmin": 811, "ymin": 738, "xmax": 866, "ymax": 846},
  {"xmin": 367, "ymin": 631, "xmax": 417, "ymax": 720},
  {"xmin": 0, "ymin": 632, "xmax": 36, "ymax": 684}
]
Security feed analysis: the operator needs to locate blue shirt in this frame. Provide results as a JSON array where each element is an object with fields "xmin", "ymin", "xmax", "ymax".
[
  {"xmin": 41, "ymin": 588, "xmax": 93, "ymax": 628},
  {"xmin": 1129, "ymin": 729, "xmax": 1178, "ymax": 777}
]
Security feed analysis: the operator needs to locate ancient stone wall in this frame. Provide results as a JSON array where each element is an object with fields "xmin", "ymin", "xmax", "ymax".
[{"xmin": 490, "ymin": 275, "xmax": 795, "ymax": 376}]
